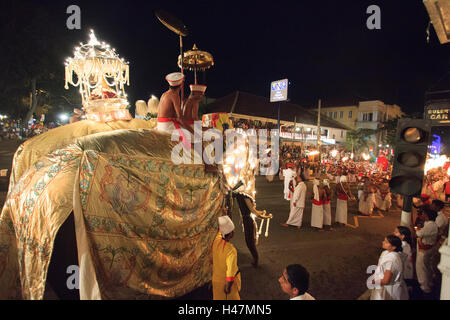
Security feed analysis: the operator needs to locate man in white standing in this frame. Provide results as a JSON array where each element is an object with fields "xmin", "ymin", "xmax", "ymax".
[
  {"xmin": 311, "ymin": 178, "xmax": 324, "ymax": 231},
  {"xmin": 414, "ymin": 207, "xmax": 438, "ymax": 296},
  {"xmin": 282, "ymin": 175, "xmax": 307, "ymax": 229},
  {"xmin": 283, "ymin": 163, "xmax": 296, "ymax": 201}
]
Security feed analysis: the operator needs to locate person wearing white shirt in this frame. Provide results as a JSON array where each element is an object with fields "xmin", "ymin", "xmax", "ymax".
[
  {"xmin": 431, "ymin": 200, "xmax": 448, "ymax": 238},
  {"xmin": 282, "ymin": 175, "xmax": 307, "ymax": 229},
  {"xmin": 414, "ymin": 207, "xmax": 438, "ymax": 294},
  {"xmin": 279, "ymin": 264, "xmax": 315, "ymax": 300},
  {"xmin": 394, "ymin": 226, "xmax": 414, "ymax": 281},
  {"xmin": 430, "ymin": 200, "xmax": 448, "ymax": 285},
  {"xmin": 370, "ymin": 235, "xmax": 409, "ymax": 300}
]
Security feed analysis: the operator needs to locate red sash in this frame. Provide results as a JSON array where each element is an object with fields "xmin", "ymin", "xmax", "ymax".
[
  {"xmin": 323, "ymin": 200, "xmax": 330, "ymax": 205},
  {"xmin": 337, "ymin": 193, "xmax": 348, "ymax": 201},
  {"xmin": 445, "ymin": 182, "xmax": 450, "ymax": 194},
  {"xmin": 313, "ymin": 199, "xmax": 322, "ymax": 205},
  {"xmin": 158, "ymin": 117, "xmax": 191, "ymax": 150}
]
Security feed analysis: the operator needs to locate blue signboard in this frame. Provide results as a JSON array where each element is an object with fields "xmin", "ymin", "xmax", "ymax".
[{"xmin": 270, "ymin": 79, "xmax": 288, "ymax": 102}]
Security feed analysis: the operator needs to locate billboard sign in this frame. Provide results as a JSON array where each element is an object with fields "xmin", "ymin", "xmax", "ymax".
[
  {"xmin": 424, "ymin": 104, "xmax": 450, "ymax": 125},
  {"xmin": 270, "ymin": 79, "xmax": 288, "ymax": 102}
]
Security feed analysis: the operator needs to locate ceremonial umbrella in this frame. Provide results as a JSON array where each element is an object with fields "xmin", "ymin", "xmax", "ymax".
[
  {"xmin": 155, "ymin": 9, "xmax": 189, "ymax": 100},
  {"xmin": 177, "ymin": 44, "xmax": 214, "ymax": 84}
]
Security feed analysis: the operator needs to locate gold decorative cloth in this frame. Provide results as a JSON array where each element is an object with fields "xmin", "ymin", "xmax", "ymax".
[
  {"xmin": 8, "ymin": 119, "xmax": 156, "ymax": 193},
  {"xmin": 0, "ymin": 129, "xmax": 225, "ymax": 299}
]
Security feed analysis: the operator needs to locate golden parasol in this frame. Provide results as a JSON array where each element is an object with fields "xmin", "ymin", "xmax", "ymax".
[{"xmin": 178, "ymin": 44, "xmax": 214, "ymax": 84}]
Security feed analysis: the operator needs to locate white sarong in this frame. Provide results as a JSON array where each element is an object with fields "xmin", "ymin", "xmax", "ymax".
[
  {"xmin": 359, "ymin": 193, "xmax": 375, "ymax": 215},
  {"xmin": 323, "ymin": 203, "xmax": 332, "ymax": 226},
  {"xmin": 335, "ymin": 199, "xmax": 347, "ymax": 224},
  {"xmin": 311, "ymin": 203, "xmax": 323, "ymax": 228},
  {"xmin": 375, "ymin": 192, "xmax": 391, "ymax": 211}
]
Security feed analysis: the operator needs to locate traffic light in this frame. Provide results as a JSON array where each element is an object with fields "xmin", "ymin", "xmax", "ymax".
[{"xmin": 389, "ymin": 118, "xmax": 432, "ymax": 196}]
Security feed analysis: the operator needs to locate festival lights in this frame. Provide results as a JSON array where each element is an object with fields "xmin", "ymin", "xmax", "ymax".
[
  {"xmin": 64, "ymin": 30, "xmax": 130, "ymax": 118},
  {"xmin": 331, "ymin": 149, "xmax": 338, "ymax": 157},
  {"xmin": 424, "ymin": 155, "xmax": 449, "ymax": 174},
  {"xmin": 59, "ymin": 113, "xmax": 69, "ymax": 122}
]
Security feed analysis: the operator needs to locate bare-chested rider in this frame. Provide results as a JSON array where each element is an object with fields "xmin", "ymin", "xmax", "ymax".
[
  {"xmin": 157, "ymin": 72, "xmax": 194, "ymax": 135},
  {"xmin": 182, "ymin": 84, "xmax": 206, "ymax": 128}
]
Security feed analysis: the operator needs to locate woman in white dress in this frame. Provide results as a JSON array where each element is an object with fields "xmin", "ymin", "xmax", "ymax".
[
  {"xmin": 394, "ymin": 226, "xmax": 414, "ymax": 283},
  {"xmin": 370, "ymin": 235, "xmax": 409, "ymax": 300}
]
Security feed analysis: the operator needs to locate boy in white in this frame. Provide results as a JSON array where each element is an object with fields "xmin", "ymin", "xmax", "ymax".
[
  {"xmin": 414, "ymin": 207, "xmax": 438, "ymax": 294},
  {"xmin": 431, "ymin": 200, "xmax": 448, "ymax": 238},
  {"xmin": 282, "ymin": 175, "xmax": 307, "ymax": 228},
  {"xmin": 370, "ymin": 235, "xmax": 409, "ymax": 300}
]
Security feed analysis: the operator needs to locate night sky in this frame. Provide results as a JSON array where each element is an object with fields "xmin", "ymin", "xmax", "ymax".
[{"xmin": 26, "ymin": 0, "xmax": 450, "ymax": 114}]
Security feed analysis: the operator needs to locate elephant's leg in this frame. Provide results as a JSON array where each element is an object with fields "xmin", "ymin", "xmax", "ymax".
[
  {"xmin": 45, "ymin": 212, "xmax": 80, "ymax": 300},
  {"xmin": 175, "ymin": 281, "xmax": 213, "ymax": 300},
  {"xmin": 242, "ymin": 216, "xmax": 259, "ymax": 267}
]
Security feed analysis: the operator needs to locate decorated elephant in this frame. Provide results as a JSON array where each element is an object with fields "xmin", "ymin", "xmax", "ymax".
[{"xmin": 0, "ymin": 31, "xmax": 273, "ymax": 300}]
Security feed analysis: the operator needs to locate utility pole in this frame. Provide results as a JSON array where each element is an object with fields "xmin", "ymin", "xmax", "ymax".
[{"xmin": 277, "ymin": 102, "xmax": 281, "ymax": 134}]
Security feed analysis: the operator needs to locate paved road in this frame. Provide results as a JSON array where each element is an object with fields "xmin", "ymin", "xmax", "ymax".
[
  {"xmin": 232, "ymin": 176, "xmax": 404, "ymax": 300},
  {"xmin": 0, "ymin": 140, "xmax": 408, "ymax": 300}
]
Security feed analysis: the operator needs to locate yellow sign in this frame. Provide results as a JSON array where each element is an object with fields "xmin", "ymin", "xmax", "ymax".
[{"xmin": 427, "ymin": 108, "xmax": 449, "ymax": 120}]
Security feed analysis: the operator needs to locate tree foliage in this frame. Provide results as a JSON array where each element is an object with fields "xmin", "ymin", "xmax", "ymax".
[
  {"xmin": 0, "ymin": 0, "xmax": 81, "ymax": 121},
  {"xmin": 345, "ymin": 128, "xmax": 377, "ymax": 153}
]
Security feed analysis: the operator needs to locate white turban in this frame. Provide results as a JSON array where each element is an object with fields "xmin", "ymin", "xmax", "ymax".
[{"xmin": 218, "ymin": 216, "xmax": 235, "ymax": 235}]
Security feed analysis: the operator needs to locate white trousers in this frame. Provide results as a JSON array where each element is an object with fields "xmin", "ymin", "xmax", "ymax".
[{"xmin": 416, "ymin": 249, "xmax": 433, "ymax": 293}]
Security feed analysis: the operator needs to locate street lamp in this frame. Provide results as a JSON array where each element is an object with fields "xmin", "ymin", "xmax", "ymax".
[{"xmin": 59, "ymin": 113, "xmax": 69, "ymax": 122}]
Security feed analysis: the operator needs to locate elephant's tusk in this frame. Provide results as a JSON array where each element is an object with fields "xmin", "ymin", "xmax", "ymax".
[
  {"xmin": 265, "ymin": 217, "xmax": 270, "ymax": 237},
  {"xmin": 258, "ymin": 217, "xmax": 265, "ymax": 235}
]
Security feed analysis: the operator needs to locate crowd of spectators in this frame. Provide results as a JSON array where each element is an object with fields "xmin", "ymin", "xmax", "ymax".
[
  {"xmin": 231, "ymin": 118, "xmax": 277, "ymax": 131},
  {"xmin": 0, "ymin": 117, "xmax": 54, "ymax": 141}
]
